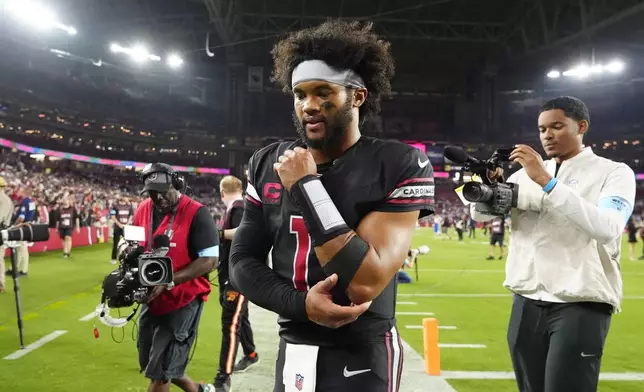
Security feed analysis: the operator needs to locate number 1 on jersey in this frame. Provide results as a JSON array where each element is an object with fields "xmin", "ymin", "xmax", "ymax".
[{"xmin": 289, "ymin": 216, "xmax": 311, "ymax": 292}]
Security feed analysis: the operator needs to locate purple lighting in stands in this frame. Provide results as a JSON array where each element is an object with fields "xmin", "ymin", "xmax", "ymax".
[{"xmin": 0, "ymin": 137, "xmax": 230, "ymax": 175}]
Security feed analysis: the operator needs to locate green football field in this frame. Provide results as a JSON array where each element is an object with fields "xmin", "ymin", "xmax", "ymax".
[{"xmin": 0, "ymin": 229, "xmax": 642, "ymax": 391}]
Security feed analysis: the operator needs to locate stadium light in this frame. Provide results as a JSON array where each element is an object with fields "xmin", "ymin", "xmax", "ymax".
[
  {"xmin": 547, "ymin": 70, "xmax": 560, "ymax": 79},
  {"xmin": 167, "ymin": 53, "xmax": 184, "ymax": 69},
  {"xmin": 4, "ymin": 0, "xmax": 77, "ymax": 36},
  {"xmin": 548, "ymin": 59, "xmax": 626, "ymax": 80},
  {"xmin": 110, "ymin": 42, "xmax": 161, "ymax": 63}
]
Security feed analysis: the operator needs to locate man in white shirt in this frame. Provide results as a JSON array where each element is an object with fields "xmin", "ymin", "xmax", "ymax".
[{"xmin": 471, "ymin": 96, "xmax": 636, "ymax": 392}]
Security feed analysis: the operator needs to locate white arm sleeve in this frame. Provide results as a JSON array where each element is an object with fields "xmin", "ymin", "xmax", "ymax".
[{"xmin": 543, "ymin": 164, "xmax": 636, "ymax": 244}]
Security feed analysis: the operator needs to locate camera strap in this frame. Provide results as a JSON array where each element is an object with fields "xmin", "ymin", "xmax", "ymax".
[{"xmin": 147, "ymin": 208, "xmax": 178, "ymax": 251}]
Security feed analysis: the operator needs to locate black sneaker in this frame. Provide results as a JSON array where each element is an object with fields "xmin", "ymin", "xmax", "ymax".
[
  {"xmin": 233, "ymin": 353, "xmax": 259, "ymax": 373},
  {"xmin": 213, "ymin": 374, "xmax": 231, "ymax": 392}
]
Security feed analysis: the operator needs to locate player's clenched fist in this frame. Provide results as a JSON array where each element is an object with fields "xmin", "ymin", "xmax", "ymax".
[{"xmin": 273, "ymin": 146, "xmax": 317, "ymax": 191}]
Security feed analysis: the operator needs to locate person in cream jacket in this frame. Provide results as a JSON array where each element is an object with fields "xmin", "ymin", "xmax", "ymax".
[{"xmin": 471, "ymin": 96, "xmax": 635, "ymax": 392}]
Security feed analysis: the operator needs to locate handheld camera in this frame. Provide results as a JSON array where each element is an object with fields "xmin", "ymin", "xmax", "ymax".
[{"xmin": 445, "ymin": 146, "xmax": 518, "ymax": 216}]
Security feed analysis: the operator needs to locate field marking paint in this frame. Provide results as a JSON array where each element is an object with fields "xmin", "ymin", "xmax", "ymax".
[
  {"xmin": 397, "ymin": 301, "xmax": 417, "ymax": 305},
  {"xmin": 416, "ymin": 268, "xmax": 644, "ymax": 277},
  {"xmin": 399, "ymin": 293, "xmax": 509, "ymax": 298},
  {"xmin": 398, "ymin": 293, "xmax": 644, "ymax": 300},
  {"xmin": 3, "ymin": 330, "xmax": 67, "ymax": 360},
  {"xmin": 396, "ymin": 311, "xmax": 435, "ymax": 316},
  {"xmin": 439, "ymin": 344, "xmax": 486, "ymax": 349},
  {"xmin": 440, "ymin": 371, "xmax": 644, "ymax": 381},
  {"xmin": 417, "ymin": 269, "xmax": 504, "ymax": 273},
  {"xmin": 405, "ymin": 325, "xmax": 457, "ymax": 330},
  {"xmin": 79, "ymin": 312, "xmax": 96, "ymax": 322}
]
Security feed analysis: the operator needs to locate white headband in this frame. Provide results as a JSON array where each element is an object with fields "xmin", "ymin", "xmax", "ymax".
[{"xmin": 291, "ymin": 59, "xmax": 366, "ymax": 90}]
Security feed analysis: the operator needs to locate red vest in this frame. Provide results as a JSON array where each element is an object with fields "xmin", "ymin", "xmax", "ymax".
[{"xmin": 133, "ymin": 195, "xmax": 211, "ymax": 316}]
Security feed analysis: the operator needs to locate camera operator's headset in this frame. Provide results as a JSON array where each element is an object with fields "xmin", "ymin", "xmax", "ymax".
[{"xmin": 140, "ymin": 163, "xmax": 187, "ymax": 194}]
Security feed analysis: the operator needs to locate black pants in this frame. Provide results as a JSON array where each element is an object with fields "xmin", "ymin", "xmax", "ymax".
[
  {"xmin": 218, "ymin": 282, "xmax": 256, "ymax": 375},
  {"xmin": 507, "ymin": 294, "xmax": 612, "ymax": 392},
  {"xmin": 273, "ymin": 326, "xmax": 403, "ymax": 392},
  {"xmin": 111, "ymin": 226, "xmax": 124, "ymax": 260}
]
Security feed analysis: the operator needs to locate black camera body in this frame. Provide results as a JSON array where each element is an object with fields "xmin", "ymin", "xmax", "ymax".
[
  {"xmin": 463, "ymin": 181, "xmax": 518, "ymax": 216},
  {"xmin": 100, "ymin": 237, "xmax": 174, "ymax": 309},
  {"xmin": 445, "ymin": 146, "xmax": 519, "ymax": 217}
]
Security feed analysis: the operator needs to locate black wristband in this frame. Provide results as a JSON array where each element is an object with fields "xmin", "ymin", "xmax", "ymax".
[
  {"xmin": 288, "ymin": 175, "xmax": 351, "ymax": 246},
  {"xmin": 322, "ymin": 235, "xmax": 369, "ymax": 293}
]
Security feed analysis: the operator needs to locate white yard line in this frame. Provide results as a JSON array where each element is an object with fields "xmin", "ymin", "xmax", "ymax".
[
  {"xmin": 398, "ymin": 293, "xmax": 509, "ymax": 298},
  {"xmin": 397, "ymin": 293, "xmax": 644, "ymax": 300},
  {"xmin": 397, "ymin": 301, "xmax": 418, "ymax": 305},
  {"xmin": 396, "ymin": 312, "xmax": 435, "ymax": 316},
  {"xmin": 79, "ymin": 311, "xmax": 96, "ymax": 322},
  {"xmin": 3, "ymin": 330, "xmax": 68, "ymax": 360},
  {"xmin": 440, "ymin": 370, "xmax": 644, "ymax": 381},
  {"xmin": 438, "ymin": 344, "xmax": 486, "ymax": 349},
  {"xmin": 405, "ymin": 325, "xmax": 457, "ymax": 330}
]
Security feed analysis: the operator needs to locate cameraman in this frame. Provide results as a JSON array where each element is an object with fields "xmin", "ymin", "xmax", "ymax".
[
  {"xmin": 134, "ymin": 163, "xmax": 219, "ymax": 392},
  {"xmin": 471, "ymin": 97, "xmax": 636, "ymax": 392}
]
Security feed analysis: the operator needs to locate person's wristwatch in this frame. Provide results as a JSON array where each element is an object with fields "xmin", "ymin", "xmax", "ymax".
[{"xmin": 166, "ymin": 281, "xmax": 176, "ymax": 291}]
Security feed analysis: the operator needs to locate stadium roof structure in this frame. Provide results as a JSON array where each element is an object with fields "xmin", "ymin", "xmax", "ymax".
[{"xmin": 48, "ymin": 0, "xmax": 644, "ymax": 90}]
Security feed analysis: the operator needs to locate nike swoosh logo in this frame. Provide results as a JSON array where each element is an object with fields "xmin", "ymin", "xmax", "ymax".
[
  {"xmin": 580, "ymin": 352, "xmax": 597, "ymax": 357},
  {"xmin": 343, "ymin": 366, "xmax": 371, "ymax": 378},
  {"xmin": 418, "ymin": 158, "xmax": 430, "ymax": 168}
]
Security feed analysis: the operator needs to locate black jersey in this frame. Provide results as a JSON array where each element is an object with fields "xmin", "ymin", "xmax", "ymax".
[
  {"xmin": 244, "ymin": 137, "xmax": 434, "ymax": 346},
  {"xmin": 112, "ymin": 203, "xmax": 133, "ymax": 225},
  {"xmin": 59, "ymin": 207, "xmax": 77, "ymax": 229}
]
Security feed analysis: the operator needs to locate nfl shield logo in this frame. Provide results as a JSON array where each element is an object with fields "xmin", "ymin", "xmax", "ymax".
[{"xmin": 295, "ymin": 373, "xmax": 304, "ymax": 391}]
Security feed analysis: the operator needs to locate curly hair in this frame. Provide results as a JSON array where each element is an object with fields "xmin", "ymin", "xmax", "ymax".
[{"xmin": 271, "ymin": 19, "xmax": 395, "ymax": 122}]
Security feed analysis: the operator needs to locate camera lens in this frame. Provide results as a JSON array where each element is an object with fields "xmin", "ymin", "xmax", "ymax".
[
  {"xmin": 140, "ymin": 260, "xmax": 168, "ymax": 286},
  {"xmin": 462, "ymin": 182, "xmax": 494, "ymax": 203}
]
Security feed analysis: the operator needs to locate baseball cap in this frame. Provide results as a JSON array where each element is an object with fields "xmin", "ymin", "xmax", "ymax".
[
  {"xmin": 140, "ymin": 171, "xmax": 172, "ymax": 195},
  {"xmin": 0, "ymin": 177, "xmax": 7, "ymax": 187}
]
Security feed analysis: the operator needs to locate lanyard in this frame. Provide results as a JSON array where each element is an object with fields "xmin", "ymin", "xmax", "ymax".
[{"xmin": 147, "ymin": 207, "xmax": 178, "ymax": 251}]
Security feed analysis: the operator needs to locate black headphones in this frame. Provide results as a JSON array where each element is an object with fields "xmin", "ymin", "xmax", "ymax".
[{"xmin": 140, "ymin": 162, "xmax": 186, "ymax": 192}]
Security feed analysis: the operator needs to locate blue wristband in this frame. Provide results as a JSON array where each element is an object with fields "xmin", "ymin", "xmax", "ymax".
[{"xmin": 543, "ymin": 177, "xmax": 558, "ymax": 193}]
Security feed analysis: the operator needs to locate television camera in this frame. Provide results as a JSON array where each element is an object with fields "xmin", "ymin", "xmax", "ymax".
[
  {"xmin": 445, "ymin": 146, "xmax": 518, "ymax": 216},
  {"xmin": 96, "ymin": 233, "xmax": 173, "ymax": 327}
]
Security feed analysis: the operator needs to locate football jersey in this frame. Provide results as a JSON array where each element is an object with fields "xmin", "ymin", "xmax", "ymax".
[
  {"xmin": 111, "ymin": 203, "xmax": 133, "ymax": 225},
  {"xmin": 245, "ymin": 137, "xmax": 435, "ymax": 345},
  {"xmin": 59, "ymin": 207, "xmax": 76, "ymax": 229}
]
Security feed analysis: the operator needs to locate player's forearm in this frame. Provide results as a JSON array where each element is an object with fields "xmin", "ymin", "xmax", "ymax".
[
  {"xmin": 173, "ymin": 256, "xmax": 217, "ymax": 285},
  {"xmin": 314, "ymin": 233, "xmax": 396, "ymax": 304},
  {"xmin": 229, "ymin": 254, "xmax": 308, "ymax": 320},
  {"xmin": 223, "ymin": 228, "xmax": 237, "ymax": 240},
  {"xmin": 230, "ymin": 215, "xmax": 309, "ymax": 320}
]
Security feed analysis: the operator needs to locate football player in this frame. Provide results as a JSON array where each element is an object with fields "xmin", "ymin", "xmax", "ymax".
[{"xmin": 230, "ymin": 20, "xmax": 435, "ymax": 392}]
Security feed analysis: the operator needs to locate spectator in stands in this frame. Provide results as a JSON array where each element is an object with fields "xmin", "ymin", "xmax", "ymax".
[{"xmin": 0, "ymin": 177, "xmax": 14, "ymax": 293}]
